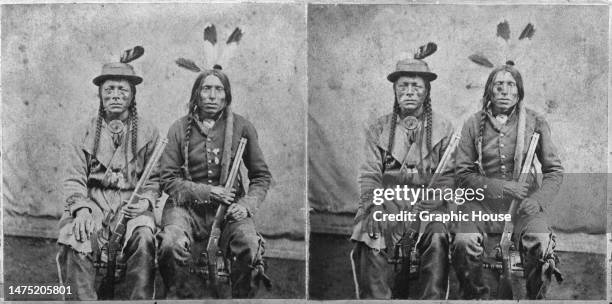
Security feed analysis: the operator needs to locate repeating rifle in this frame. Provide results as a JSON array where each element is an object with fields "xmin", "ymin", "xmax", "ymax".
[
  {"xmin": 97, "ymin": 137, "xmax": 168, "ymax": 299},
  {"xmin": 387, "ymin": 129, "xmax": 461, "ymax": 293},
  {"xmin": 493, "ymin": 132, "xmax": 540, "ymax": 299},
  {"xmin": 205, "ymin": 137, "xmax": 247, "ymax": 298}
]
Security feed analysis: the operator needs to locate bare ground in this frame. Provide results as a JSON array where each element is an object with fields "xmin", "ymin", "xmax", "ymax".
[
  {"xmin": 3, "ymin": 236, "xmax": 305, "ymax": 300},
  {"xmin": 309, "ymin": 233, "xmax": 605, "ymax": 300}
]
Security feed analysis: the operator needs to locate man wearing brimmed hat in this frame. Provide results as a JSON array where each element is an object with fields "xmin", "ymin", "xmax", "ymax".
[
  {"xmin": 350, "ymin": 44, "xmax": 456, "ymax": 299},
  {"xmin": 452, "ymin": 61, "xmax": 564, "ymax": 299},
  {"xmin": 56, "ymin": 47, "xmax": 160, "ymax": 300}
]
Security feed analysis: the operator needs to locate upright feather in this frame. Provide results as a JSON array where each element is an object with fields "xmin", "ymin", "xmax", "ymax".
[
  {"xmin": 468, "ymin": 54, "xmax": 494, "ymax": 68},
  {"xmin": 226, "ymin": 27, "xmax": 243, "ymax": 45},
  {"xmin": 120, "ymin": 46, "xmax": 144, "ymax": 63},
  {"xmin": 218, "ymin": 27, "xmax": 243, "ymax": 69},
  {"xmin": 175, "ymin": 58, "xmax": 201, "ymax": 72},
  {"xmin": 203, "ymin": 23, "xmax": 218, "ymax": 68},
  {"xmin": 496, "ymin": 20, "xmax": 511, "ymax": 42},
  {"xmin": 414, "ymin": 42, "xmax": 437, "ymax": 60},
  {"xmin": 519, "ymin": 23, "xmax": 536, "ymax": 40}
]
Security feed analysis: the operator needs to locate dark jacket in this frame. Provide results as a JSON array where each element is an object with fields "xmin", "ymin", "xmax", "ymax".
[
  {"xmin": 455, "ymin": 106, "xmax": 564, "ymax": 210},
  {"xmin": 160, "ymin": 112, "xmax": 272, "ymax": 215}
]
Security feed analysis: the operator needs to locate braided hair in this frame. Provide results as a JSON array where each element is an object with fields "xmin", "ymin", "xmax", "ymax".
[
  {"xmin": 386, "ymin": 78, "xmax": 433, "ymax": 158},
  {"xmin": 129, "ymin": 92, "xmax": 138, "ymax": 158},
  {"xmin": 92, "ymin": 80, "xmax": 138, "ymax": 158},
  {"xmin": 476, "ymin": 62, "xmax": 525, "ymax": 163},
  {"xmin": 92, "ymin": 101, "xmax": 104, "ymax": 158},
  {"xmin": 182, "ymin": 68, "xmax": 232, "ymax": 180}
]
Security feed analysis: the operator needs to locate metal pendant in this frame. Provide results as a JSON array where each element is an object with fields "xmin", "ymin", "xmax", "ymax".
[
  {"xmin": 108, "ymin": 120, "xmax": 125, "ymax": 135},
  {"xmin": 108, "ymin": 120, "xmax": 125, "ymax": 148},
  {"xmin": 401, "ymin": 116, "xmax": 420, "ymax": 130}
]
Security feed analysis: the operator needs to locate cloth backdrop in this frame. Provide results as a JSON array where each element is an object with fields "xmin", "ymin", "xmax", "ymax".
[
  {"xmin": 2, "ymin": 3, "xmax": 306, "ymax": 259},
  {"xmin": 308, "ymin": 5, "xmax": 608, "ymax": 240}
]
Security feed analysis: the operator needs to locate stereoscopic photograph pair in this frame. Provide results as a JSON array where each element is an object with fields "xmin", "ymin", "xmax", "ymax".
[{"xmin": 2, "ymin": 2, "xmax": 608, "ymax": 302}]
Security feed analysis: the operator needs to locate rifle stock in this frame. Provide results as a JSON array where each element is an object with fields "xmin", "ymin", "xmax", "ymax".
[
  {"xmin": 206, "ymin": 137, "xmax": 248, "ymax": 298},
  {"xmin": 97, "ymin": 137, "xmax": 168, "ymax": 299},
  {"xmin": 496, "ymin": 132, "xmax": 540, "ymax": 299}
]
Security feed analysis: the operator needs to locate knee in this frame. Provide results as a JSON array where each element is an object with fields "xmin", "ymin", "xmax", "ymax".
[
  {"xmin": 521, "ymin": 232, "xmax": 552, "ymax": 258},
  {"xmin": 227, "ymin": 223, "xmax": 260, "ymax": 260},
  {"xmin": 422, "ymin": 222, "xmax": 449, "ymax": 249},
  {"xmin": 130, "ymin": 226, "xmax": 155, "ymax": 249},
  {"xmin": 157, "ymin": 225, "xmax": 191, "ymax": 261},
  {"xmin": 425, "ymin": 221, "xmax": 448, "ymax": 234},
  {"xmin": 452, "ymin": 233, "xmax": 483, "ymax": 255}
]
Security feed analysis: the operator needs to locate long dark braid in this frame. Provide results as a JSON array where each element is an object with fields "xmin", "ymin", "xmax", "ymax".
[
  {"xmin": 386, "ymin": 80, "xmax": 432, "ymax": 159},
  {"xmin": 386, "ymin": 93, "xmax": 400, "ymax": 158},
  {"xmin": 93, "ymin": 79, "xmax": 138, "ymax": 157},
  {"xmin": 477, "ymin": 63, "xmax": 525, "ymax": 166},
  {"xmin": 92, "ymin": 100, "xmax": 104, "ymax": 158},
  {"xmin": 129, "ymin": 84, "xmax": 138, "ymax": 158},
  {"xmin": 182, "ymin": 102, "xmax": 197, "ymax": 181},
  {"xmin": 182, "ymin": 69, "xmax": 233, "ymax": 180},
  {"xmin": 422, "ymin": 82, "xmax": 432, "ymax": 153}
]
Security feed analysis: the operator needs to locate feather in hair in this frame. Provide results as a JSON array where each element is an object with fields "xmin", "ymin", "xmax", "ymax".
[
  {"xmin": 120, "ymin": 46, "xmax": 144, "ymax": 63},
  {"xmin": 175, "ymin": 58, "xmax": 201, "ymax": 72},
  {"xmin": 203, "ymin": 23, "xmax": 218, "ymax": 68},
  {"xmin": 217, "ymin": 27, "xmax": 243, "ymax": 69},
  {"xmin": 468, "ymin": 54, "xmax": 494, "ymax": 68},
  {"xmin": 414, "ymin": 42, "xmax": 437, "ymax": 60},
  {"xmin": 496, "ymin": 20, "xmax": 511, "ymax": 42},
  {"xmin": 519, "ymin": 23, "xmax": 536, "ymax": 40}
]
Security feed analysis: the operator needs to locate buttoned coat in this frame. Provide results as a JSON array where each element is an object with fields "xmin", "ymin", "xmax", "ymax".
[
  {"xmin": 160, "ymin": 112, "xmax": 272, "ymax": 215},
  {"xmin": 455, "ymin": 106, "xmax": 564, "ymax": 212}
]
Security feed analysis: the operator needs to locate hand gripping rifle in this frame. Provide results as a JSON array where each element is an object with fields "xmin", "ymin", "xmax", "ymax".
[
  {"xmin": 387, "ymin": 129, "xmax": 461, "ymax": 298},
  {"xmin": 205, "ymin": 137, "xmax": 247, "ymax": 298},
  {"xmin": 97, "ymin": 138, "xmax": 168, "ymax": 299},
  {"xmin": 493, "ymin": 132, "xmax": 540, "ymax": 299}
]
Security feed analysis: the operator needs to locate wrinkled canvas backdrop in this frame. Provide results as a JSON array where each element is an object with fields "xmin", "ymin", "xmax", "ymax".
[
  {"xmin": 308, "ymin": 5, "xmax": 607, "ymax": 251},
  {"xmin": 2, "ymin": 3, "xmax": 306, "ymax": 259}
]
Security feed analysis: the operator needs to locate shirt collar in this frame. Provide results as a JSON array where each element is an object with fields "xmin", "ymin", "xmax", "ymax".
[{"xmin": 191, "ymin": 109, "xmax": 226, "ymax": 136}]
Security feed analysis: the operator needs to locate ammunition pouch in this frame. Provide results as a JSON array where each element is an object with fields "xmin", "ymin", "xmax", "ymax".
[
  {"xmin": 388, "ymin": 232, "xmax": 420, "ymax": 279},
  {"xmin": 189, "ymin": 250, "xmax": 232, "ymax": 285},
  {"xmin": 93, "ymin": 244, "xmax": 127, "ymax": 282}
]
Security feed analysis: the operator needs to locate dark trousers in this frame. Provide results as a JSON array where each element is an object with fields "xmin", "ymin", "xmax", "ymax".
[
  {"xmin": 157, "ymin": 203, "xmax": 264, "ymax": 299},
  {"xmin": 451, "ymin": 204, "xmax": 555, "ymax": 299},
  {"xmin": 353, "ymin": 221, "xmax": 450, "ymax": 299},
  {"xmin": 58, "ymin": 226, "xmax": 156, "ymax": 300}
]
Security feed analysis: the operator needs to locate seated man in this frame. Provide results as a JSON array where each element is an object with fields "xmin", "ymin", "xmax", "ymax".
[
  {"xmin": 452, "ymin": 62, "xmax": 564, "ymax": 299},
  {"xmin": 57, "ymin": 49, "xmax": 160, "ymax": 300},
  {"xmin": 351, "ymin": 50, "xmax": 456, "ymax": 300},
  {"xmin": 157, "ymin": 67, "xmax": 273, "ymax": 299}
]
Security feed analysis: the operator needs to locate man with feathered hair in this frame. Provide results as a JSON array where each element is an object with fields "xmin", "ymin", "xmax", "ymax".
[
  {"xmin": 350, "ymin": 49, "xmax": 456, "ymax": 299},
  {"xmin": 57, "ymin": 51, "xmax": 160, "ymax": 300},
  {"xmin": 452, "ymin": 61, "xmax": 564, "ymax": 299},
  {"xmin": 157, "ymin": 67, "xmax": 272, "ymax": 298}
]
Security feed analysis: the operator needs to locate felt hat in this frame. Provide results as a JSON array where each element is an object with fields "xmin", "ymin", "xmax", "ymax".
[
  {"xmin": 92, "ymin": 62, "xmax": 143, "ymax": 86},
  {"xmin": 387, "ymin": 58, "xmax": 437, "ymax": 83}
]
